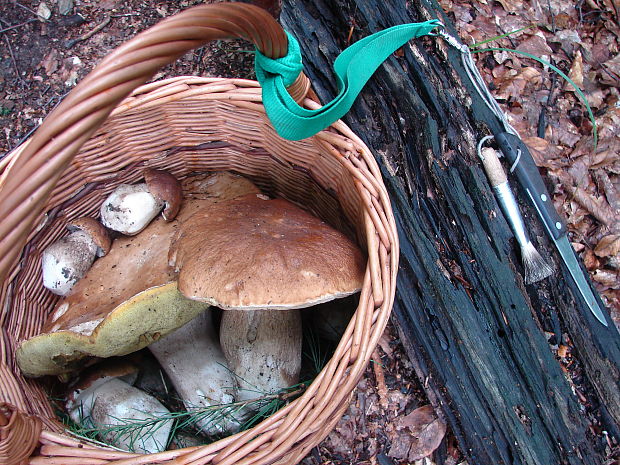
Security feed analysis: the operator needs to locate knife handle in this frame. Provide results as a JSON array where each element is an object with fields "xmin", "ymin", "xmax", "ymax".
[{"xmin": 495, "ymin": 132, "xmax": 567, "ymax": 240}]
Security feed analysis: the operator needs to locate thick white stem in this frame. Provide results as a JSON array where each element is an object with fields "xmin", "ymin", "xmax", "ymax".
[
  {"xmin": 42, "ymin": 230, "xmax": 98, "ymax": 296},
  {"xmin": 220, "ymin": 309, "xmax": 302, "ymax": 402},
  {"xmin": 100, "ymin": 183, "xmax": 164, "ymax": 235},
  {"xmin": 149, "ymin": 310, "xmax": 240, "ymax": 435},
  {"xmin": 67, "ymin": 377, "xmax": 172, "ymax": 454}
]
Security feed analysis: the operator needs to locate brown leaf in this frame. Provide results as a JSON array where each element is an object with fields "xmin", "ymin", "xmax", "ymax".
[
  {"xmin": 557, "ymin": 345, "xmax": 569, "ymax": 358},
  {"xmin": 567, "ymin": 51, "xmax": 584, "ymax": 90},
  {"xmin": 594, "ymin": 235, "xmax": 620, "ymax": 258},
  {"xmin": 40, "ymin": 49, "xmax": 59, "ymax": 75},
  {"xmin": 494, "ymin": 67, "xmax": 541, "ymax": 100},
  {"xmin": 495, "ymin": 0, "xmax": 524, "ymax": 14},
  {"xmin": 377, "ymin": 332, "xmax": 393, "ymax": 357},
  {"xmin": 592, "ymin": 270, "xmax": 620, "ymax": 288},
  {"xmin": 516, "ymin": 34, "xmax": 553, "ymax": 58},
  {"xmin": 388, "ymin": 405, "xmax": 448, "ymax": 461},
  {"xmin": 582, "ymin": 249, "xmax": 600, "ymax": 271},
  {"xmin": 601, "ymin": 53, "xmax": 620, "ymax": 86},
  {"xmin": 398, "ymin": 405, "xmax": 448, "ymax": 461},
  {"xmin": 522, "ymin": 136, "xmax": 563, "ymax": 168},
  {"xmin": 573, "ymin": 188, "xmax": 616, "ymax": 229}
]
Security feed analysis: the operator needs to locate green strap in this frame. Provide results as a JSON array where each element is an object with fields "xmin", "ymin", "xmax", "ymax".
[{"xmin": 255, "ymin": 20, "xmax": 442, "ymax": 141}]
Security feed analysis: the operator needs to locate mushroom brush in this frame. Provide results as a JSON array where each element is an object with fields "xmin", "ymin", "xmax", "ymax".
[{"xmin": 480, "ymin": 147, "xmax": 553, "ymax": 284}]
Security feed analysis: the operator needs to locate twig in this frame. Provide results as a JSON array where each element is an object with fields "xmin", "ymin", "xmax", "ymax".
[
  {"xmin": 65, "ymin": 14, "xmax": 111, "ymax": 48},
  {"xmin": 0, "ymin": 18, "xmax": 36, "ymax": 34},
  {"xmin": 537, "ymin": 60, "xmax": 559, "ymax": 138},
  {"xmin": 371, "ymin": 349, "xmax": 388, "ymax": 410},
  {"xmin": 546, "ymin": 0, "xmax": 557, "ymax": 33},
  {"xmin": 2, "ymin": 34, "xmax": 25, "ymax": 85},
  {"xmin": 12, "ymin": 1, "xmax": 37, "ymax": 16}
]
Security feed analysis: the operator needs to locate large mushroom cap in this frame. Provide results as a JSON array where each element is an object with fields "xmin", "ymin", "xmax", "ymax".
[
  {"xmin": 172, "ymin": 194, "xmax": 366, "ymax": 309},
  {"xmin": 18, "ymin": 172, "xmax": 264, "ymax": 377},
  {"xmin": 18, "ymin": 216, "xmax": 207, "ymax": 377}
]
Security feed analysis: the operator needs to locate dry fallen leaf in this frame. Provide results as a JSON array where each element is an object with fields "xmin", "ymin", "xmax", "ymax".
[
  {"xmin": 523, "ymin": 136, "xmax": 563, "ymax": 168},
  {"xmin": 567, "ymin": 50, "xmax": 584, "ymax": 90},
  {"xmin": 398, "ymin": 405, "xmax": 448, "ymax": 462},
  {"xmin": 573, "ymin": 188, "xmax": 616, "ymax": 230},
  {"xmin": 594, "ymin": 235, "xmax": 620, "ymax": 258},
  {"xmin": 557, "ymin": 345, "xmax": 569, "ymax": 358},
  {"xmin": 592, "ymin": 269, "xmax": 620, "ymax": 288},
  {"xmin": 494, "ymin": 67, "xmax": 541, "ymax": 100},
  {"xmin": 516, "ymin": 34, "xmax": 553, "ymax": 59}
]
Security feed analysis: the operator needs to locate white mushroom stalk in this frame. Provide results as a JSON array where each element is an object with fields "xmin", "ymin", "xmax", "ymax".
[
  {"xmin": 149, "ymin": 311, "xmax": 241, "ymax": 436},
  {"xmin": 220, "ymin": 309, "xmax": 302, "ymax": 402},
  {"xmin": 41, "ymin": 217, "xmax": 111, "ymax": 296},
  {"xmin": 67, "ymin": 377, "xmax": 173, "ymax": 453},
  {"xmin": 100, "ymin": 169, "xmax": 182, "ymax": 236},
  {"xmin": 65, "ymin": 363, "xmax": 172, "ymax": 454}
]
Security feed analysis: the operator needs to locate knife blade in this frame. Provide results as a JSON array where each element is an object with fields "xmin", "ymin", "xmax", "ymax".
[{"xmin": 495, "ymin": 131, "xmax": 608, "ymax": 327}]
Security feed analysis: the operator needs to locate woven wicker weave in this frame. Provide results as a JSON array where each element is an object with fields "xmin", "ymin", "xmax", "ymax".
[{"xmin": 0, "ymin": 4, "xmax": 398, "ymax": 464}]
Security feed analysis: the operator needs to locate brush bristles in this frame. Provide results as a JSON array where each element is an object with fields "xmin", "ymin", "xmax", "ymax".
[{"xmin": 521, "ymin": 242, "xmax": 554, "ymax": 284}]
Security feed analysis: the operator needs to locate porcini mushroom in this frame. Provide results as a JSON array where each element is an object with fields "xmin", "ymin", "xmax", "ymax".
[
  {"xmin": 19, "ymin": 215, "xmax": 207, "ymax": 377},
  {"xmin": 20, "ymin": 172, "xmax": 262, "ymax": 377},
  {"xmin": 42, "ymin": 217, "xmax": 111, "ymax": 296},
  {"xmin": 148, "ymin": 310, "xmax": 240, "ymax": 435},
  {"xmin": 66, "ymin": 361, "xmax": 172, "ymax": 453},
  {"xmin": 170, "ymin": 193, "xmax": 365, "ymax": 401},
  {"xmin": 100, "ymin": 169, "xmax": 182, "ymax": 235}
]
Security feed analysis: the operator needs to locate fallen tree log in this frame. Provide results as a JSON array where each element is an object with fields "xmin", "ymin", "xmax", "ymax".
[{"xmin": 280, "ymin": 1, "xmax": 620, "ymax": 464}]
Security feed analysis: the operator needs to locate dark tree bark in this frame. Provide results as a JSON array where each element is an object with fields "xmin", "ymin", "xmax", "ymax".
[{"xmin": 279, "ymin": 1, "xmax": 620, "ymax": 464}]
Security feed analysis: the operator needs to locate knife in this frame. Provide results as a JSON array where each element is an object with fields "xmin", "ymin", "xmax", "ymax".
[{"xmin": 495, "ymin": 131, "xmax": 608, "ymax": 327}]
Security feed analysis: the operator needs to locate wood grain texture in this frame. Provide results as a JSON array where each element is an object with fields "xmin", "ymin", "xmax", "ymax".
[{"xmin": 280, "ymin": 0, "xmax": 620, "ymax": 464}]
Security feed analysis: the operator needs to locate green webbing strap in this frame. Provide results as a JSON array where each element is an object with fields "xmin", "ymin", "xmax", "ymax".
[{"xmin": 255, "ymin": 20, "xmax": 442, "ymax": 141}]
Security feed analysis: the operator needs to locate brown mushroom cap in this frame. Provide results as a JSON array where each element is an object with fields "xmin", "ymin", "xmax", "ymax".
[
  {"xmin": 171, "ymin": 194, "xmax": 366, "ymax": 309},
  {"xmin": 67, "ymin": 217, "xmax": 112, "ymax": 257},
  {"xmin": 143, "ymin": 168, "xmax": 182, "ymax": 222},
  {"xmin": 17, "ymin": 215, "xmax": 207, "ymax": 377},
  {"xmin": 67, "ymin": 359, "xmax": 139, "ymax": 400},
  {"xmin": 18, "ymin": 172, "xmax": 264, "ymax": 377}
]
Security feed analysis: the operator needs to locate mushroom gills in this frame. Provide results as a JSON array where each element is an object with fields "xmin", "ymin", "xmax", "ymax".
[{"xmin": 149, "ymin": 310, "xmax": 241, "ymax": 435}]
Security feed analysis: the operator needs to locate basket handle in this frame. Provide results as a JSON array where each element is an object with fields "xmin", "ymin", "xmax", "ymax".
[{"xmin": 0, "ymin": 3, "xmax": 308, "ymax": 284}]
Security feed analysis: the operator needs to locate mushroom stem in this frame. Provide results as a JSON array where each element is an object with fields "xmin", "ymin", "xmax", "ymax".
[
  {"xmin": 220, "ymin": 309, "xmax": 302, "ymax": 402},
  {"xmin": 67, "ymin": 377, "xmax": 172, "ymax": 454},
  {"xmin": 42, "ymin": 230, "xmax": 98, "ymax": 296},
  {"xmin": 149, "ymin": 310, "xmax": 240, "ymax": 435}
]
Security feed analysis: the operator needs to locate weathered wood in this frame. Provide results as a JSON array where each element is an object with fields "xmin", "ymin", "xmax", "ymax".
[{"xmin": 280, "ymin": 1, "xmax": 620, "ymax": 464}]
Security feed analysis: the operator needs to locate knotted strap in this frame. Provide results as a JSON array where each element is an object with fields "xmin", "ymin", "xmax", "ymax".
[{"xmin": 255, "ymin": 20, "xmax": 442, "ymax": 141}]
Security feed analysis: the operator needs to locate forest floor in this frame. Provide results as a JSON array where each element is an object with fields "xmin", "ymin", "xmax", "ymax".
[{"xmin": 0, "ymin": 0, "xmax": 618, "ymax": 464}]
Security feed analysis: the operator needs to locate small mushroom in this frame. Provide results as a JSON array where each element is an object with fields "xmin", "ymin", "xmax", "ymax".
[
  {"xmin": 100, "ymin": 169, "xmax": 182, "ymax": 235},
  {"xmin": 66, "ymin": 362, "xmax": 172, "ymax": 453},
  {"xmin": 148, "ymin": 310, "xmax": 240, "ymax": 435},
  {"xmin": 42, "ymin": 217, "xmax": 111, "ymax": 296},
  {"xmin": 170, "ymin": 194, "xmax": 365, "ymax": 401}
]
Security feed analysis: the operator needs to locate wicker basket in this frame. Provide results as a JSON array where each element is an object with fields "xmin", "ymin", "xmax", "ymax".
[{"xmin": 0, "ymin": 3, "xmax": 398, "ymax": 464}]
